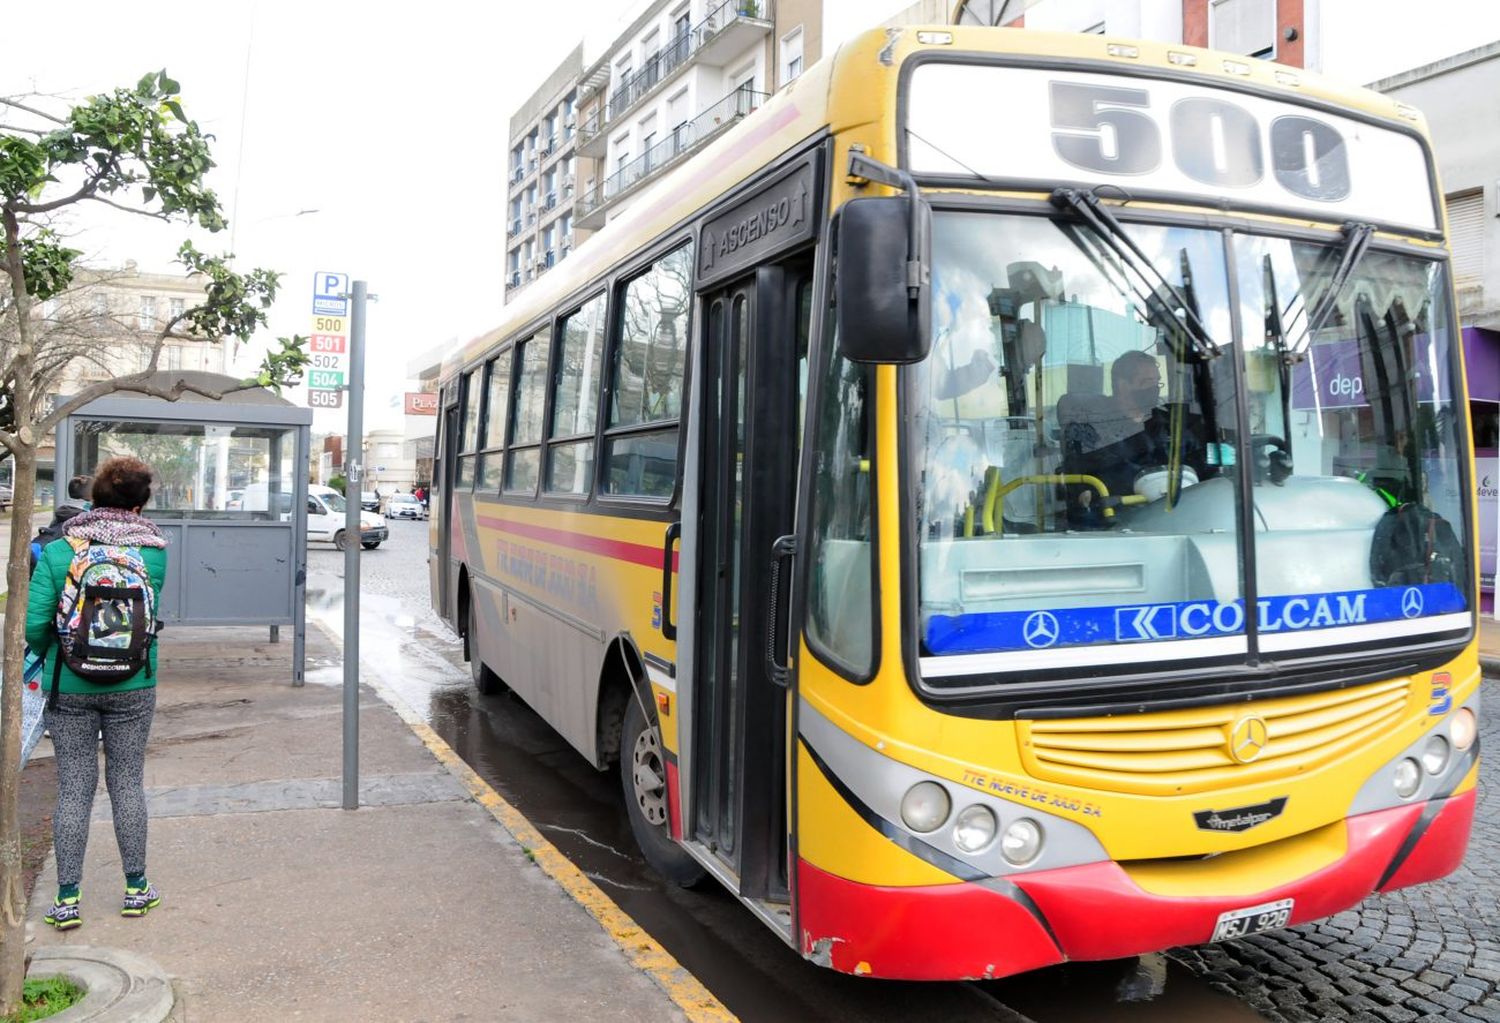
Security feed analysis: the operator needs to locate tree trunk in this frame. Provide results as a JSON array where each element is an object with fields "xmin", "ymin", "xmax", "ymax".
[{"xmin": 0, "ymin": 207, "xmax": 37, "ymax": 1015}]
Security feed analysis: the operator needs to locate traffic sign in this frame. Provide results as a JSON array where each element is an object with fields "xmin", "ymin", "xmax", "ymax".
[
  {"xmin": 310, "ymin": 333, "xmax": 347, "ymax": 354},
  {"xmin": 309, "ymin": 388, "xmax": 344, "ymax": 409},
  {"xmin": 313, "ymin": 271, "xmax": 349, "ymax": 316},
  {"xmin": 308, "ymin": 369, "xmax": 345, "ymax": 390}
]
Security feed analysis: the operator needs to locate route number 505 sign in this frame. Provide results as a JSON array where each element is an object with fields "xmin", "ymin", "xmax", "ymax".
[{"xmin": 309, "ymin": 389, "xmax": 344, "ymax": 409}]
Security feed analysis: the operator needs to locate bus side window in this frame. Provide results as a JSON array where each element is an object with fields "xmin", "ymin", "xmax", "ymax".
[
  {"xmin": 603, "ymin": 243, "xmax": 692, "ymax": 498},
  {"xmin": 805, "ymin": 327, "xmax": 875, "ymax": 680}
]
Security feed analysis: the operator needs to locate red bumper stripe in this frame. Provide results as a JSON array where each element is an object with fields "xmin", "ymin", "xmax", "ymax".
[
  {"xmin": 795, "ymin": 792, "xmax": 1475, "ymax": 979},
  {"xmin": 664, "ymin": 758, "xmax": 683, "ymax": 842},
  {"xmin": 797, "ymin": 859, "xmax": 1064, "ymax": 980}
]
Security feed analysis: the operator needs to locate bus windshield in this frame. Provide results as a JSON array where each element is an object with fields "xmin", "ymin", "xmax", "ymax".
[{"xmin": 910, "ymin": 211, "xmax": 1470, "ymax": 680}]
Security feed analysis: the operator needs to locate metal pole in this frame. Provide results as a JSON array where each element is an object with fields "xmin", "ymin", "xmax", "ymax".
[{"xmin": 342, "ymin": 280, "xmax": 367, "ymax": 810}]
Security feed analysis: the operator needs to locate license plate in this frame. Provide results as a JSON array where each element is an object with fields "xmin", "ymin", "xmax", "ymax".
[{"xmin": 1210, "ymin": 898, "xmax": 1293, "ymax": 942}]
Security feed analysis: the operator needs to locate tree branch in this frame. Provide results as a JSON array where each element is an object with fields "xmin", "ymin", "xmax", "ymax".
[
  {"xmin": 0, "ymin": 98, "xmax": 65, "ymax": 124},
  {"xmin": 11, "ymin": 165, "xmax": 109, "ymax": 216},
  {"xmin": 84, "ymin": 194, "xmax": 174, "ymax": 221}
]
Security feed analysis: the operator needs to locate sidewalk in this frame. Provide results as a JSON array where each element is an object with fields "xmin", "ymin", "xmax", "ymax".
[{"xmin": 24, "ymin": 626, "xmax": 689, "ymax": 1022}]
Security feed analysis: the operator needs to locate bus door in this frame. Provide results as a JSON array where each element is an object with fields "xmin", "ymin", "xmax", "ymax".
[
  {"xmin": 692, "ymin": 258, "xmax": 810, "ymax": 901},
  {"xmin": 435, "ymin": 395, "xmax": 460, "ymax": 621}
]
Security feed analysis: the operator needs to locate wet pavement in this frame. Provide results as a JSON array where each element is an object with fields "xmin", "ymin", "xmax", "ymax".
[{"xmin": 305, "ymin": 521, "xmax": 1495, "ymax": 1023}]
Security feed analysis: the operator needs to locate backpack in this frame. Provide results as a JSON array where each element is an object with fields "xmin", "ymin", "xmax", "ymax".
[
  {"xmin": 1369, "ymin": 502, "xmax": 1466, "ymax": 589},
  {"xmin": 51, "ymin": 537, "xmax": 157, "ymax": 707},
  {"xmin": 28, "ymin": 504, "xmax": 84, "ymax": 576}
]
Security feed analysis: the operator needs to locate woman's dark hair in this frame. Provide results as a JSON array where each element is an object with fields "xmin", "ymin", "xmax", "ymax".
[{"xmin": 89, "ymin": 457, "xmax": 154, "ymax": 510}]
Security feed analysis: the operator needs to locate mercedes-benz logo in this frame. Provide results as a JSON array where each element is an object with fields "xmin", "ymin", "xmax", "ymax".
[
  {"xmin": 1022, "ymin": 611, "xmax": 1060, "ymax": 649},
  {"xmin": 1401, "ymin": 587, "xmax": 1424, "ymax": 619},
  {"xmin": 1227, "ymin": 715, "xmax": 1269, "ymax": 764}
]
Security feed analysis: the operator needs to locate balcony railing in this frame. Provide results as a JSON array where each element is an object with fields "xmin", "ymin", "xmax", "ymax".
[
  {"xmin": 579, "ymin": 89, "xmax": 768, "ymax": 225},
  {"xmin": 606, "ymin": 33, "xmax": 693, "ymax": 123},
  {"xmin": 508, "ymin": 271, "xmax": 521, "ymax": 289},
  {"xmin": 698, "ymin": 0, "xmax": 770, "ymax": 47},
  {"xmin": 510, "ymin": 217, "xmax": 522, "ymax": 236},
  {"xmin": 575, "ymin": 109, "xmax": 607, "ymax": 156}
]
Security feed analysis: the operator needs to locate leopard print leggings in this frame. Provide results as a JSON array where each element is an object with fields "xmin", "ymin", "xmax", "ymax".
[{"xmin": 45, "ymin": 688, "xmax": 156, "ymax": 887}]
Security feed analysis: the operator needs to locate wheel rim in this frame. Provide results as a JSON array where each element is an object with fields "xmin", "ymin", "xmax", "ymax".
[{"xmin": 631, "ymin": 723, "xmax": 669, "ymax": 827}]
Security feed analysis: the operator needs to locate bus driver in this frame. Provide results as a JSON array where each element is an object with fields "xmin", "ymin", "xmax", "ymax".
[{"xmin": 1060, "ymin": 349, "xmax": 1215, "ymax": 523}]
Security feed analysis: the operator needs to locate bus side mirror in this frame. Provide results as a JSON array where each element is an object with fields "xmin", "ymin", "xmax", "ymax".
[{"xmin": 835, "ymin": 196, "xmax": 932, "ymax": 364}]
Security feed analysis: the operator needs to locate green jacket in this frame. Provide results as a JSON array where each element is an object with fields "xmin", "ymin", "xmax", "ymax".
[{"xmin": 26, "ymin": 538, "xmax": 168, "ymax": 695}]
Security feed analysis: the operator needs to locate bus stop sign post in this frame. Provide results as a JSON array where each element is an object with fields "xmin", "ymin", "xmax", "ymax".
[{"xmin": 343, "ymin": 279, "xmax": 369, "ymax": 810}]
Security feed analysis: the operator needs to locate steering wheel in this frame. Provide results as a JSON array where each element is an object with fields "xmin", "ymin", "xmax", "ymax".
[{"xmin": 1250, "ymin": 434, "xmax": 1292, "ymax": 485}]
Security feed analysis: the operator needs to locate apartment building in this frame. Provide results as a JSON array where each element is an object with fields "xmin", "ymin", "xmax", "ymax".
[
  {"xmin": 504, "ymin": 0, "xmax": 824, "ymax": 298},
  {"xmin": 34, "ymin": 260, "xmax": 226, "ymax": 396},
  {"xmin": 505, "ymin": 45, "xmax": 584, "ymax": 297}
]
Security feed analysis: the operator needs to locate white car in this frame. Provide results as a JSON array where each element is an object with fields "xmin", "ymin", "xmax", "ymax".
[
  {"xmin": 384, "ymin": 493, "xmax": 427, "ymax": 520},
  {"xmin": 307, "ymin": 484, "xmax": 388, "ymax": 549}
]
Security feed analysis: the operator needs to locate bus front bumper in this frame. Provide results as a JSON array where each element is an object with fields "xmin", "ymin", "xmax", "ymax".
[{"xmin": 796, "ymin": 787, "xmax": 1475, "ymax": 981}]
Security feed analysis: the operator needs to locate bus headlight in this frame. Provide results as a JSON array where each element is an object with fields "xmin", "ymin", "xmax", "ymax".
[
  {"xmin": 1393, "ymin": 758, "xmax": 1422, "ymax": 798},
  {"xmin": 900, "ymin": 782, "xmax": 951, "ymax": 833},
  {"xmin": 1001, "ymin": 818, "xmax": 1044, "ymax": 866},
  {"xmin": 1451, "ymin": 707, "xmax": 1477, "ymax": 751},
  {"xmin": 952, "ymin": 805, "xmax": 997, "ymax": 853},
  {"xmin": 1421, "ymin": 734, "xmax": 1451, "ymax": 775}
]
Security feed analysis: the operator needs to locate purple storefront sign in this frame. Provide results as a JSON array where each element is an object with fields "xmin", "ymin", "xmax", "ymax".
[{"xmin": 1290, "ymin": 334, "xmax": 1450, "ymax": 412}]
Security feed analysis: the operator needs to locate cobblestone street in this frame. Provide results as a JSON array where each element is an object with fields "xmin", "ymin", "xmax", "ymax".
[{"xmin": 1171, "ymin": 683, "xmax": 1499, "ymax": 1023}]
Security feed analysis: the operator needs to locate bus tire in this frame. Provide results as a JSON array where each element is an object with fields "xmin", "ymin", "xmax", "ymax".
[
  {"xmin": 467, "ymin": 597, "xmax": 504, "ymax": 696},
  {"xmin": 620, "ymin": 696, "xmax": 704, "ymax": 888}
]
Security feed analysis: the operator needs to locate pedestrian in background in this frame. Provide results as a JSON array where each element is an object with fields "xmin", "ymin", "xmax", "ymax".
[
  {"xmin": 28, "ymin": 475, "xmax": 93, "ymax": 572},
  {"xmin": 26, "ymin": 457, "xmax": 168, "ymax": 930}
]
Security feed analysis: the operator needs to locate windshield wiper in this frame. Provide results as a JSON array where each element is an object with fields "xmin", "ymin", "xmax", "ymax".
[
  {"xmin": 1050, "ymin": 188, "xmax": 1221, "ymax": 360},
  {"xmin": 1285, "ymin": 220, "xmax": 1375, "ymax": 362}
]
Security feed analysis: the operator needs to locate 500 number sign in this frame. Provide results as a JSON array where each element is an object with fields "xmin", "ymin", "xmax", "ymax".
[{"xmin": 1049, "ymin": 82, "xmax": 1351, "ymax": 201}]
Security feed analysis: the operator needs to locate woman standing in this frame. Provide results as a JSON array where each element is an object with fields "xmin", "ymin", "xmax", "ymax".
[{"xmin": 26, "ymin": 456, "xmax": 167, "ymax": 929}]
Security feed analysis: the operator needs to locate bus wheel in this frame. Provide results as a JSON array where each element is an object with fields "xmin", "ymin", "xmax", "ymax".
[
  {"xmin": 466, "ymin": 597, "xmax": 504, "ymax": 695},
  {"xmin": 620, "ymin": 696, "xmax": 704, "ymax": 888}
]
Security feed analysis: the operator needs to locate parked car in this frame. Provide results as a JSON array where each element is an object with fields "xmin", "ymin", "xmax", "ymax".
[
  {"xmin": 384, "ymin": 493, "xmax": 426, "ymax": 520},
  {"xmin": 360, "ymin": 490, "xmax": 381, "ymax": 512},
  {"xmin": 310, "ymin": 485, "xmax": 387, "ymax": 549}
]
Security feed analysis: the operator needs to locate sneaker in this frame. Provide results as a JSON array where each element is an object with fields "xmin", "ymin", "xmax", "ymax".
[
  {"xmin": 44, "ymin": 897, "xmax": 81, "ymax": 930},
  {"xmin": 121, "ymin": 883, "xmax": 160, "ymax": 918}
]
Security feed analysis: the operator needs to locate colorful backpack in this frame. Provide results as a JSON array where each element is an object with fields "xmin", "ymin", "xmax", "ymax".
[{"xmin": 51, "ymin": 537, "xmax": 157, "ymax": 706}]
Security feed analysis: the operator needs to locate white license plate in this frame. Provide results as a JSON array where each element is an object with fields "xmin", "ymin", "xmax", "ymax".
[{"xmin": 1209, "ymin": 898, "xmax": 1293, "ymax": 943}]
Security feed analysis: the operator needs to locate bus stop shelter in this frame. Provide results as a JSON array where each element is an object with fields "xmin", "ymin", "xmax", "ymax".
[{"xmin": 52, "ymin": 372, "xmax": 313, "ymax": 684}]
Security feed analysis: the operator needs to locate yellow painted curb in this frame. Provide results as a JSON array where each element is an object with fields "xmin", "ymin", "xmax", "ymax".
[{"xmin": 313, "ymin": 617, "xmax": 736, "ymax": 1023}]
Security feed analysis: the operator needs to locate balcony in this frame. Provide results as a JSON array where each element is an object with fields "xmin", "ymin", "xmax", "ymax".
[
  {"xmin": 508, "ymin": 271, "xmax": 521, "ymax": 289},
  {"xmin": 605, "ymin": 32, "xmax": 693, "ymax": 124},
  {"xmin": 510, "ymin": 217, "xmax": 522, "ymax": 236},
  {"xmin": 510, "ymin": 165, "xmax": 525, "ymax": 184},
  {"xmin": 575, "ymin": 109, "xmax": 608, "ymax": 157},
  {"xmin": 695, "ymin": 0, "xmax": 773, "ymax": 68},
  {"xmin": 575, "ymin": 88, "xmax": 768, "ymax": 230}
]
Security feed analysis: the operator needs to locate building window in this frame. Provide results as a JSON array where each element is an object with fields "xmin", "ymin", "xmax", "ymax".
[
  {"xmin": 138, "ymin": 297, "xmax": 156, "ymax": 332},
  {"xmin": 1210, "ymin": 0, "xmax": 1276, "ymax": 59},
  {"xmin": 780, "ymin": 27, "xmax": 804, "ymax": 86},
  {"xmin": 92, "ymin": 292, "xmax": 108, "ymax": 317},
  {"xmin": 1448, "ymin": 190, "xmax": 1486, "ymax": 288},
  {"xmin": 169, "ymin": 297, "xmax": 185, "ymax": 323}
]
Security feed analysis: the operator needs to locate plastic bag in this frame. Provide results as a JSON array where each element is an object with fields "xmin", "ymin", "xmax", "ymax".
[{"xmin": 19, "ymin": 647, "xmax": 45, "ymax": 767}]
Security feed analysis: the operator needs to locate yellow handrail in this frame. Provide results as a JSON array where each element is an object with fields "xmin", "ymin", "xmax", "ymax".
[{"xmin": 980, "ymin": 471, "xmax": 1145, "ymax": 533}]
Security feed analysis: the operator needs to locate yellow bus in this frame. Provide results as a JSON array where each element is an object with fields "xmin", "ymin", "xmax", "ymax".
[{"xmin": 430, "ymin": 24, "xmax": 1479, "ymax": 980}]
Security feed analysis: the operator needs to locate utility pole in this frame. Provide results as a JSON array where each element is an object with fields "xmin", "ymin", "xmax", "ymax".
[{"xmin": 342, "ymin": 280, "xmax": 369, "ymax": 810}]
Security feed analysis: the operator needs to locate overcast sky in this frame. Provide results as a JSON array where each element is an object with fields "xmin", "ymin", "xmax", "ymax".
[
  {"xmin": 6, "ymin": 1, "xmax": 1496, "ymax": 434},
  {"xmin": 2, "ymin": 1, "xmax": 642, "ymax": 432}
]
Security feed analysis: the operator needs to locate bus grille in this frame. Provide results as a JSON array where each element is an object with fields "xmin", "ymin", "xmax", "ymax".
[{"xmin": 1016, "ymin": 679, "xmax": 1412, "ymax": 796}]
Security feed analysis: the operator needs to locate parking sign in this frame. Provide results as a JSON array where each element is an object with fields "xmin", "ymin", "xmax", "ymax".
[{"xmin": 313, "ymin": 271, "xmax": 349, "ymax": 316}]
